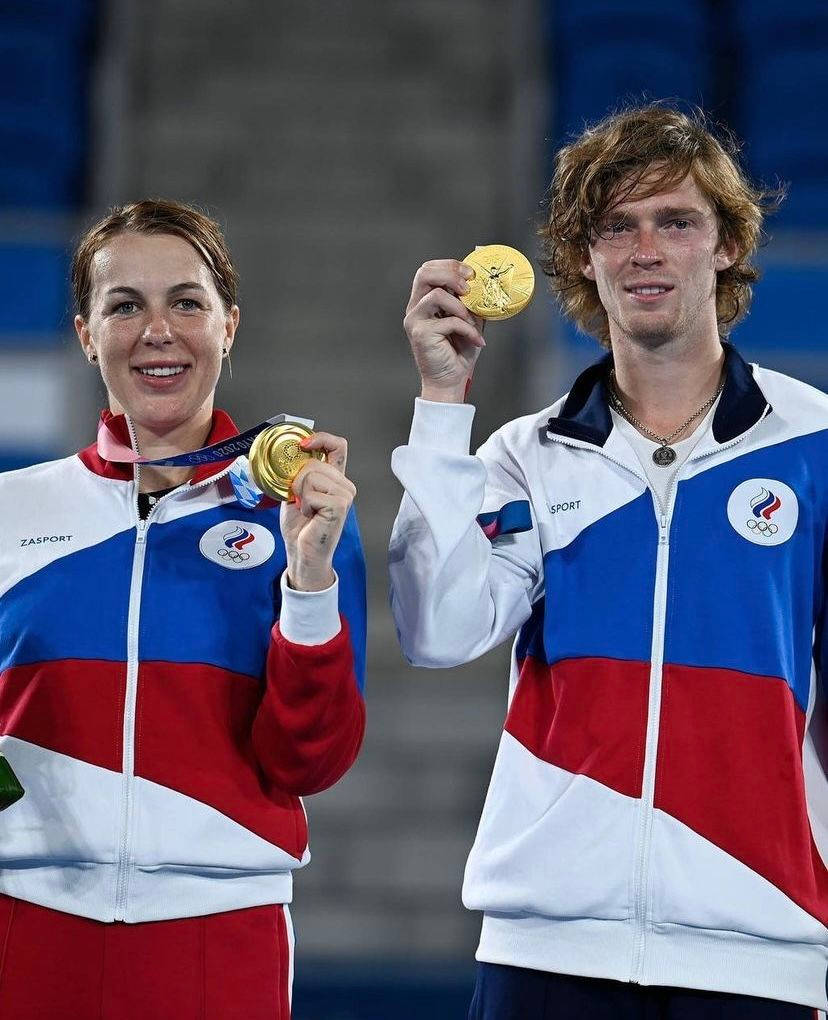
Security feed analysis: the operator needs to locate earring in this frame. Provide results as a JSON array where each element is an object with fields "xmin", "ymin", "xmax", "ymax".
[
  {"xmin": 87, "ymin": 350, "xmax": 98, "ymax": 364},
  {"xmin": 222, "ymin": 346, "xmax": 233, "ymax": 380}
]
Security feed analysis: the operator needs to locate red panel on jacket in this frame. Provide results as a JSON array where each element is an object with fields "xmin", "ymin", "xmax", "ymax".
[
  {"xmin": 134, "ymin": 660, "xmax": 308, "ymax": 859},
  {"xmin": 134, "ymin": 620, "xmax": 364, "ymax": 859},
  {"xmin": 655, "ymin": 662, "xmax": 828, "ymax": 926},
  {"xmin": 0, "ymin": 659, "xmax": 125, "ymax": 771},
  {"xmin": 256, "ymin": 620, "xmax": 365, "ymax": 797},
  {"xmin": 505, "ymin": 655, "xmax": 650, "ymax": 799}
]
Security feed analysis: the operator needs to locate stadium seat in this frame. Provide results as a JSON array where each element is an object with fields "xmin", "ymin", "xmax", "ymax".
[
  {"xmin": 732, "ymin": 0, "xmax": 828, "ymax": 226},
  {"xmin": 0, "ymin": 245, "xmax": 70, "ymax": 338},
  {"xmin": 552, "ymin": 0, "xmax": 711, "ymax": 143}
]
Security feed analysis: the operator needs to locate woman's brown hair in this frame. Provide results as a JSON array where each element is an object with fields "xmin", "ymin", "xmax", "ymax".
[
  {"xmin": 72, "ymin": 199, "xmax": 239, "ymax": 319},
  {"xmin": 539, "ymin": 104, "xmax": 781, "ymax": 348}
]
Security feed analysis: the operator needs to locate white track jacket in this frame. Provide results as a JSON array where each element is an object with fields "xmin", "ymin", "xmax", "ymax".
[{"xmin": 390, "ymin": 345, "xmax": 828, "ymax": 1010}]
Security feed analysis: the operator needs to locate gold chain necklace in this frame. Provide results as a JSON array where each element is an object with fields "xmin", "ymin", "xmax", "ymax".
[{"xmin": 608, "ymin": 369, "xmax": 725, "ymax": 467}]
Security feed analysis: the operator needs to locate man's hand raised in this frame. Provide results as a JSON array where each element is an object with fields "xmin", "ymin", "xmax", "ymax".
[{"xmin": 403, "ymin": 259, "xmax": 485, "ymax": 404}]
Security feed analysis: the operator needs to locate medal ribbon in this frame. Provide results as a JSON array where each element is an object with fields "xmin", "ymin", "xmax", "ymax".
[{"xmin": 97, "ymin": 413, "xmax": 314, "ymax": 467}]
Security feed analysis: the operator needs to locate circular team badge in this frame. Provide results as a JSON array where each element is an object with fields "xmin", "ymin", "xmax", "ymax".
[
  {"xmin": 727, "ymin": 479, "xmax": 799, "ymax": 547},
  {"xmin": 199, "ymin": 520, "xmax": 275, "ymax": 569}
]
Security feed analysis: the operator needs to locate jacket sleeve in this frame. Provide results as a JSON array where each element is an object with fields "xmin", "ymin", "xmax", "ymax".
[
  {"xmin": 252, "ymin": 507, "xmax": 366, "ymax": 796},
  {"xmin": 389, "ymin": 398, "xmax": 543, "ymax": 667}
]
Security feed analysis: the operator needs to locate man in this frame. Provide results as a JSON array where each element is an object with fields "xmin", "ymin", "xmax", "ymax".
[{"xmin": 389, "ymin": 105, "xmax": 828, "ymax": 1017}]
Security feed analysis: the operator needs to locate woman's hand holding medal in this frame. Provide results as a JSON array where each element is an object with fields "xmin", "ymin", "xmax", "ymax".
[{"xmin": 279, "ymin": 432, "xmax": 356, "ymax": 592}]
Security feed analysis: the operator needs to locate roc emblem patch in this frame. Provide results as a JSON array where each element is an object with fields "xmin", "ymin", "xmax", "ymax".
[
  {"xmin": 199, "ymin": 520, "xmax": 275, "ymax": 569},
  {"xmin": 726, "ymin": 478, "xmax": 798, "ymax": 547}
]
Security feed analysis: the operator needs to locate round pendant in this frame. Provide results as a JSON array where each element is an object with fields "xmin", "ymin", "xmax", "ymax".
[{"xmin": 653, "ymin": 446, "xmax": 677, "ymax": 467}]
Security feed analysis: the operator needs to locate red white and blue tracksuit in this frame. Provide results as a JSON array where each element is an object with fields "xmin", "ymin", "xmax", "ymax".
[
  {"xmin": 390, "ymin": 344, "xmax": 828, "ymax": 1010},
  {"xmin": 0, "ymin": 409, "xmax": 365, "ymax": 1014}
]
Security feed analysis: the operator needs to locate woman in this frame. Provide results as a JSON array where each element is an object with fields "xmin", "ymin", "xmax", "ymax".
[{"xmin": 0, "ymin": 200, "xmax": 366, "ymax": 1018}]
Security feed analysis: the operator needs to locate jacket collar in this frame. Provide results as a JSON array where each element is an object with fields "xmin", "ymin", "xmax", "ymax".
[
  {"xmin": 78, "ymin": 408, "xmax": 241, "ymax": 484},
  {"xmin": 545, "ymin": 341, "xmax": 770, "ymax": 448}
]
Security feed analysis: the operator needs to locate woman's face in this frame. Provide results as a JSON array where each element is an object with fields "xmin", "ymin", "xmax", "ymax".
[{"xmin": 75, "ymin": 231, "xmax": 239, "ymax": 435}]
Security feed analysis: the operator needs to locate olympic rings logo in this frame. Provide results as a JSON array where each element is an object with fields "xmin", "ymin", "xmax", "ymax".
[
  {"xmin": 217, "ymin": 547, "xmax": 251, "ymax": 562},
  {"xmin": 746, "ymin": 519, "xmax": 778, "ymax": 537}
]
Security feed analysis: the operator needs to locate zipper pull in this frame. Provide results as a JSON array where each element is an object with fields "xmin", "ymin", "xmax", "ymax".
[{"xmin": 136, "ymin": 519, "xmax": 147, "ymax": 543}]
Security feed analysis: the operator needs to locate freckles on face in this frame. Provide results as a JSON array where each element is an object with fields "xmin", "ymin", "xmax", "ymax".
[{"xmin": 84, "ymin": 232, "xmax": 234, "ymax": 429}]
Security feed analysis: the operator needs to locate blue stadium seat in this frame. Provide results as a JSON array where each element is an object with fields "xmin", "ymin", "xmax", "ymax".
[
  {"xmin": 555, "ymin": 46, "xmax": 711, "ymax": 143},
  {"xmin": 0, "ymin": 116, "xmax": 85, "ymax": 207},
  {"xmin": 552, "ymin": 0, "xmax": 711, "ymax": 144},
  {"xmin": 0, "ymin": 0, "xmax": 95, "ymax": 37},
  {"xmin": 732, "ymin": 0, "xmax": 828, "ymax": 226},
  {"xmin": 0, "ymin": 245, "xmax": 70, "ymax": 338},
  {"xmin": 557, "ymin": 0, "xmax": 705, "ymax": 26},
  {"xmin": 0, "ymin": 451, "xmax": 61, "ymax": 473},
  {"xmin": 734, "ymin": 263, "xmax": 826, "ymax": 355},
  {"xmin": 732, "ymin": 0, "xmax": 828, "ymax": 38},
  {"xmin": 0, "ymin": 4, "xmax": 95, "ymax": 207}
]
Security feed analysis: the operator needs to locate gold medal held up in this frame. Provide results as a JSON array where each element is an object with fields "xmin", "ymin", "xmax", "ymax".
[
  {"xmin": 460, "ymin": 244, "xmax": 535, "ymax": 321},
  {"xmin": 248, "ymin": 422, "xmax": 324, "ymax": 502}
]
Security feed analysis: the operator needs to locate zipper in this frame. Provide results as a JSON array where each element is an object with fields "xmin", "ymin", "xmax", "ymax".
[
  {"xmin": 113, "ymin": 510, "xmax": 147, "ymax": 919},
  {"xmin": 112, "ymin": 418, "xmax": 237, "ymax": 920},
  {"xmin": 627, "ymin": 409, "xmax": 769, "ymax": 979},
  {"xmin": 113, "ymin": 414, "xmax": 146, "ymax": 920},
  {"xmin": 550, "ymin": 413, "xmax": 769, "ymax": 981},
  {"xmin": 630, "ymin": 467, "xmax": 678, "ymax": 980}
]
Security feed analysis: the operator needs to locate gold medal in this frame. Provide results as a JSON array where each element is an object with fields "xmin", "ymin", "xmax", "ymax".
[
  {"xmin": 248, "ymin": 422, "xmax": 324, "ymax": 501},
  {"xmin": 460, "ymin": 244, "xmax": 535, "ymax": 320}
]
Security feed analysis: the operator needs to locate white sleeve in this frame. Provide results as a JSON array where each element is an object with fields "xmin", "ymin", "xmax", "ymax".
[{"xmin": 389, "ymin": 398, "xmax": 543, "ymax": 667}]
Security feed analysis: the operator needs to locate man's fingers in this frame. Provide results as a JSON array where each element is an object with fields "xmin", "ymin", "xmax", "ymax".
[
  {"xmin": 412, "ymin": 315, "xmax": 485, "ymax": 350},
  {"xmin": 408, "ymin": 287, "xmax": 479, "ymax": 328},
  {"xmin": 407, "ymin": 259, "xmax": 474, "ymax": 314}
]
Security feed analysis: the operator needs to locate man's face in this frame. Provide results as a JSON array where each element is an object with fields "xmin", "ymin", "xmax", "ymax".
[{"xmin": 581, "ymin": 173, "xmax": 736, "ymax": 348}]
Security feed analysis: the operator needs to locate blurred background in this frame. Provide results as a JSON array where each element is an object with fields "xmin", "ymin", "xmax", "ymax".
[{"xmin": 0, "ymin": 0, "xmax": 825, "ymax": 1016}]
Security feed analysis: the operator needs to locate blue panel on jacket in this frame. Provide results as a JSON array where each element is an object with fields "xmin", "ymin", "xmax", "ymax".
[
  {"xmin": 665, "ymin": 431, "xmax": 828, "ymax": 714},
  {"xmin": 0, "ymin": 529, "xmax": 135, "ymax": 670},
  {"xmin": 0, "ymin": 504, "xmax": 367, "ymax": 691},
  {"xmin": 139, "ymin": 504, "xmax": 367, "ymax": 688},
  {"xmin": 139, "ymin": 505, "xmax": 284, "ymax": 680},
  {"xmin": 541, "ymin": 491, "xmax": 658, "ymax": 666}
]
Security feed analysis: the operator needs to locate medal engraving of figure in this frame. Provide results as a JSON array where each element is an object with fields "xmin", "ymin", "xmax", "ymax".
[
  {"xmin": 0, "ymin": 751, "xmax": 24, "ymax": 810},
  {"xmin": 248, "ymin": 422, "xmax": 325, "ymax": 501},
  {"xmin": 460, "ymin": 244, "xmax": 535, "ymax": 321}
]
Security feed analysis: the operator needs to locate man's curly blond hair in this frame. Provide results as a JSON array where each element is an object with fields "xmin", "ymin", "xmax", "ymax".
[{"xmin": 539, "ymin": 104, "xmax": 780, "ymax": 349}]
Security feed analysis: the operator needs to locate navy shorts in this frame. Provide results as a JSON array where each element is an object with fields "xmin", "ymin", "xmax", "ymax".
[{"xmin": 468, "ymin": 963, "xmax": 817, "ymax": 1019}]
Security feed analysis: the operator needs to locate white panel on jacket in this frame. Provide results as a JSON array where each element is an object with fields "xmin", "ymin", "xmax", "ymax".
[
  {"xmin": 650, "ymin": 808, "xmax": 827, "ymax": 943},
  {"xmin": 0, "ymin": 457, "xmax": 134, "ymax": 598},
  {"xmin": 132, "ymin": 776, "xmax": 309, "ymax": 871},
  {"xmin": 462, "ymin": 733, "xmax": 637, "ymax": 920},
  {"xmin": 0, "ymin": 736, "xmax": 120, "ymax": 865}
]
